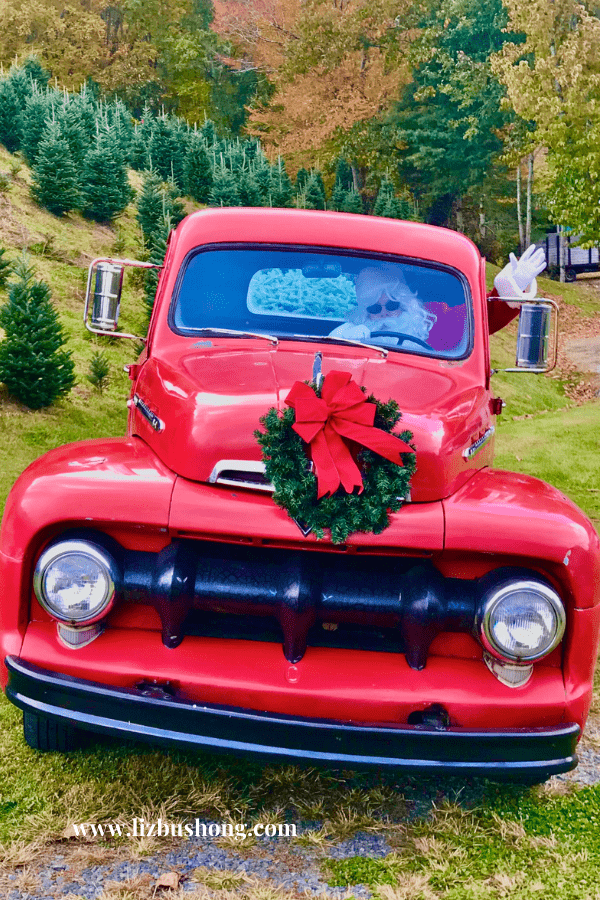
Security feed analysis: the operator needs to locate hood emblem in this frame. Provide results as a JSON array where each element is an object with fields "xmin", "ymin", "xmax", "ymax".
[
  {"xmin": 132, "ymin": 393, "xmax": 165, "ymax": 432},
  {"xmin": 463, "ymin": 425, "xmax": 495, "ymax": 460},
  {"xmin": 292, "ymin": 518, "xmax": 313, "ymax": 537}
]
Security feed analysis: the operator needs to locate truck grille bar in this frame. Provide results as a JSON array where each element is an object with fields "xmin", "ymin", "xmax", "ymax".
[{"xmin": 119, "ymin": 540, "xmax": 477, "ymax": 669}]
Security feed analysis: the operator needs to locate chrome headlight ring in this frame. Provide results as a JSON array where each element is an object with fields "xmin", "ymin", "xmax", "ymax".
[
  {"xmin": 477, "ymin": 578, "xmax": 566, "ymax": 664},
  {"xmin": 33, "ymin": 540, "xmax": 119, "ymax": 625}
]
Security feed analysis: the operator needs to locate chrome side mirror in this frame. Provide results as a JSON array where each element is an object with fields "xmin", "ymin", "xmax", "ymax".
[
  {"xmin": 497, "ymin": 298, "xmax": 559, "ymax": 374},
  {"xmin": 91, "ymin": 262, "xmax": 123, "ymax": 331},
  {"xmin": 84, "ymin": 257, "xmax": 162, "ymax": 340}
]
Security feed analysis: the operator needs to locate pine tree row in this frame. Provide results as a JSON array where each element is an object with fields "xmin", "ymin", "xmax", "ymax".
[{"xmin": 0, "ymin": 57, "xmax": 417, "ymax": 224}]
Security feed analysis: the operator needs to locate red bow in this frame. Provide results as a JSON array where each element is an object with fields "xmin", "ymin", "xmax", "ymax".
[{"xmin": 285, "ymin": 371, "xmax": 413, "ymax": 498}]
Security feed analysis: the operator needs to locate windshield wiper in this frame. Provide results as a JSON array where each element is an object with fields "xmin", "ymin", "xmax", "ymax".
[
  {"xmin": 191, "ymin": 328, "xmax": 279, "ymax": 346},
  {"xmin": 284, "ymin": 334, "xmax": 388, "ymax": 358}
]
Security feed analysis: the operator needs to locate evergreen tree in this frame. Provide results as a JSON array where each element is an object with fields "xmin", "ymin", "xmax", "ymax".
[
  {"xmin": 381, "ymin": 196, "xmax": 402, "ymax": 219},
  {"xmin": 0, "ymin": 78, "xmax": 23, "ymax": 152},
  {"xmin": 342, "ymin": 190, "xmax": 363, "ymax": 214},
  {"xmin": 0, "ymin": 60, "xmax": 49, "ymax": 153},
  {"xmin": 330, "ymin": 183, "xmax": 347, "ymax": 212},
  {"xmin": 183, "ymin": 133, "xmax": 213, "ymax": 203},
  {"xmin": 396, "ymin": 193, "xmax": 416, "ymax": 220},
  {"xmin": 333, "ymin": 157, "xmax": 353, "ymax": 193},
  {"xmin": 0, "ymin": 246, "xmax": 12, "ymax": 288},
  {"xmin": 373, "ymin": 179, "xmax": 395, "ymax": 216},
  {"xmin": 20, "ymin": 57, "xmax": 50, "ymax": 91},
  {"xmin": 200, "ymin": 118, "xmax": 216, "ymax": 146},
  {"xmin": 147, "ymin": 114, "xmax": 187, "ymax": 190},
  {"xmin": 0, "ymin": 259, "xmax": 75, "ymax": 409},
  {"xmin": 86, "ymin": 351, "xmax": 110, "ymax": 393},
  {"xmin": 137, "ymin": 170, "xmax": 184, "ymax": 245},
  {"xmin": 295, "ymin": 167, "xmax": 309, "ymax": 194},
  {"xmin": 56, "ymin": 91, "xmax": 97, "ymax": 169},
  {"xmin": 137, "ymin": 171, "xmax": 164, "ymax": 242},
  {"xmin": 387, "ymin": 0, "xmax": 513, "ymax": 225},
  {"xmin": 303, "ymin": 171, "xmax": 326, "ymax": 210},
  {"xmin": 106, "ymin": 99, "xmax": 134, "ymax": 162},
  {"xmin": 32, "ymin": 120, "xmax": 80, "ymax": 215},
  {"xmin": 209, "ymin": 168, "xmax": 241, "ymax": 206},
  {"xmin": 21, "ymin": 89, "xmax": 57, "ymax": 165},
  {"xmin": 144, "ymin": 220, "xmax": 169, "ymax": 323},
  {"xmin": 80, "ymin": 127, "xmax": 132, "ymax": 222},
  {"xmin": 130, "ymin": 106, "xmax": 155, "ymax": 170},
  {"xmin": 269, "ymin": 159, "xmax": 294, "ymax": 208},
  {"xmin": 238, "ymin": 171, "xmax": 263, "ymax": 206}
]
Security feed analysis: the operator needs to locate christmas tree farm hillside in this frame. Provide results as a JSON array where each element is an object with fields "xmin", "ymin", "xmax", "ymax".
[{"xmin": 0, "ymin": 259, "xmax": 75, "ymax": 409}]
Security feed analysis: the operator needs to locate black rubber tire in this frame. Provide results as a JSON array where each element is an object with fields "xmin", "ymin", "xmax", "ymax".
[
  {"xmin": 565, "ymin": 267, "xmax": 577, "ymax": 282},
  {"xmin": 23, "ymin": 710, "xmax": 85, "ymax": 752}
]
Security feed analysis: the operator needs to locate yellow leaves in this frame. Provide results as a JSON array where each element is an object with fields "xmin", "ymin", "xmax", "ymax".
[{"xmin": 493, "ymin": 0, "xmax": 600, "ymax": 139}]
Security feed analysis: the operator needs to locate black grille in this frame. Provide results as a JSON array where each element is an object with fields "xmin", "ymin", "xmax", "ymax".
[{"xmin": 117, "ymin": 539, "xmax": 477, "ymax": 670}]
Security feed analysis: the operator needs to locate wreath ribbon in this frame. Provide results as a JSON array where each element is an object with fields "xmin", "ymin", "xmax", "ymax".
[{"xmin": 285, "ymin": 370, "xmax": 413, "ymax": 498}]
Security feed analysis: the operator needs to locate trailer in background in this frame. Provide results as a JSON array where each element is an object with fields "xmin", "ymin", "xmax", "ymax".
[{"xmin": 538, "ymin": 232, "xmax": 600, "ymax": 282}]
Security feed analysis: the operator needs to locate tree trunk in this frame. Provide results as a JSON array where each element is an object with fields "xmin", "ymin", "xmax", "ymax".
[
  {"xmin": 558, "ymin": 225, "xmax": 566, "ymax": 283},
  {"xmin": 516, "ymin": 163, "xmax": 524, "ymax": 253},
  {"xmin": 455, "ymin": 196, "xmax": 464, "ymax": 232},
  {"xmin": 479, "ymin": 197, "xmax": 486, "ymax": 241},
  {"xmin": 525, "ymin": 153, "xmax": 533, "ymax": 248}
]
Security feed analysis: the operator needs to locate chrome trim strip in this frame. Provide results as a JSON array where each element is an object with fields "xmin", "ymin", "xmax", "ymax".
[{"xmin": 463, "ymin": 426, "xmax": 495, "ymax": 460}]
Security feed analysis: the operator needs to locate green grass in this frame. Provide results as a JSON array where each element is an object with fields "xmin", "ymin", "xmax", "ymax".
[
  {"xmin": 320, "ymin": 788, "xmax": 600, "ymax": 898},
  {"xmin": 494, "ymin": 402, "xmax": 600, "ymax": 524}
]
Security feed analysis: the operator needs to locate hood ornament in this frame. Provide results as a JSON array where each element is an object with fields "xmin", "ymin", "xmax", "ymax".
[{"xmin": 312, "ymin": 351, "xmax": 323, "ymax": 389}]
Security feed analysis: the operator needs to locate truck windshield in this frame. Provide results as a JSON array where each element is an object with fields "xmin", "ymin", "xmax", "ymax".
[{"xmin": 172, "ymin": 246, "xmax": 472, "ymax": 358}]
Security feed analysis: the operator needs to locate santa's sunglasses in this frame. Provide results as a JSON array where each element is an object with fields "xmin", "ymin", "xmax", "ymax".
[{"xmin": 366, "ymin": 298, "xmax": 401, "ymax": 315}]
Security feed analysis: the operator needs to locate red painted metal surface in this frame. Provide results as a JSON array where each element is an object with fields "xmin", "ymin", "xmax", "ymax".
[
  {"xmin": 444, "ymin": 468, "xmax": 600, "ymax": 609},
  {"xmin": 1, "ymin": 208, "xmax": 599, "ymax": 758},
  {"xmin": 20, "ymin": 622, "xmax": 569, "ymax": 729}
]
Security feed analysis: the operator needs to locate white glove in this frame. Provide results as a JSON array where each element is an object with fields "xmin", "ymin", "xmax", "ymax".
[{"xmin": 494, "ymin": 244, "xmax": 546, "ymax": 301}]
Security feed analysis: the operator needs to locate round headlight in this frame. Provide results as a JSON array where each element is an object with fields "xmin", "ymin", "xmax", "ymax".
[
  {"xmin": 478, "ymin": 579, "xmax": 565, "ymax": 663},
  {"xmin": 33, "ymin": 540, "xmax": 118, "ymax": 624}
]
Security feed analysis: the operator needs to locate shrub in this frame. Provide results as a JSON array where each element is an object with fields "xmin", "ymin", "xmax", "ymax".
[{"xmin": 86, "ymin": 351, "xmax": 110, "ymax": 393}]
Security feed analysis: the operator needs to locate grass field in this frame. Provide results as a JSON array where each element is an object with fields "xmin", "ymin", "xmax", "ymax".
[{"xmin": 0, "ymin": 145, "xmax": 599, "ymax": 897}]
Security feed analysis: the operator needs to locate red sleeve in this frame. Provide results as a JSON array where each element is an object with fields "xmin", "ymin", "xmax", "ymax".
[{"xmin": 486, "ymin": 288, "xmax": 520, "ymax": 335}]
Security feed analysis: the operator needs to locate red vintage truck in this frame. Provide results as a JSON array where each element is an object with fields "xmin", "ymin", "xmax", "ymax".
[{"xmin": 1, "ymin": 208, "xmax": 599, "ymax": 782}]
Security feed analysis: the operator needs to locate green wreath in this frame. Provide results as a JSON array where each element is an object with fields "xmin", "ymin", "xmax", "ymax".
[{"xmin": 255, "ymin": 384, "xmax": 416, "ymax": 544}]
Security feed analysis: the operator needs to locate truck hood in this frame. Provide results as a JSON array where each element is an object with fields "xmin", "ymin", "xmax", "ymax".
[{"xmin": 131, "ymin": 345, "xmax": 492, "ymax": 502}]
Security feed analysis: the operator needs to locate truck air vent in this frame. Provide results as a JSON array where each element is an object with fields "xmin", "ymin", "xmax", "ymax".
[{"xmin": 207, "ymin": 460, "xmax": 273, "ymax": 492}]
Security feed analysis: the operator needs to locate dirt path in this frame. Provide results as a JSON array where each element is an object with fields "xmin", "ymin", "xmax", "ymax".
[{"xmin": 546, "ymin": 276, "xmax": 600, "ymax": 402}]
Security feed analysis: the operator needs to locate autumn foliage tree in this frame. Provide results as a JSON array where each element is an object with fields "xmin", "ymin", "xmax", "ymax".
[
  {"xmin": 493, "ymin": 0, "xmax": 600, "ymax": 246},
  {"xmin": 235, "ymin": 0, "xmax": 415, "ymax": 174}
]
